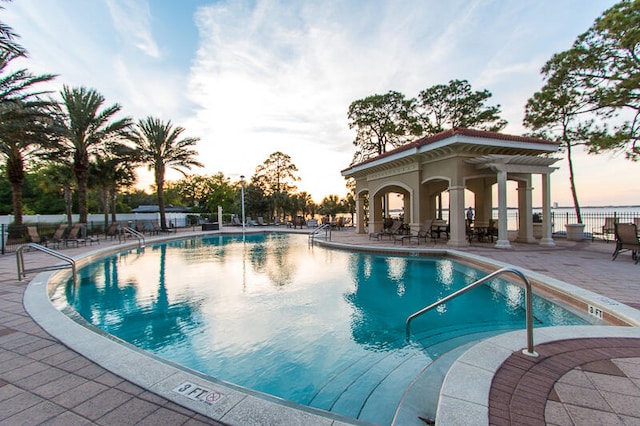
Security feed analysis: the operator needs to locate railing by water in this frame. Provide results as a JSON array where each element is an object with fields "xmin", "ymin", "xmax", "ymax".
[
  {"xmin": 16, "ymin": 243, "xmax": 77, "ymax": 285},
  {"xmin": 122, "ymin": 226, "xmax": 146, "ymax": 248},
  {"xmin": 405, "ymin": 267, "xmax": 538, "ymax": 357},
  {"xmin": 309, "ymin": 224, "xmax": 332, "ymax": 243}
]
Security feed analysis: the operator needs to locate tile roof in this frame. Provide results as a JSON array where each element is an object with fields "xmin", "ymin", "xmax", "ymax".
[{"xmin": 343, "ymin": 127, "xmax": 557, "ymax": 172}]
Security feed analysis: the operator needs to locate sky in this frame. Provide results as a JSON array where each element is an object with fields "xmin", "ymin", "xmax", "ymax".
[{"xmin": 4, "ymin": 0, "xmax": 638, "ymax": 207}]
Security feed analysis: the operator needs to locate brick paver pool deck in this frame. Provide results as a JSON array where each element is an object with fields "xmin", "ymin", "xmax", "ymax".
[{"xmin": 1, "ymin": 227, "xmax": 639, "ymax": 425}]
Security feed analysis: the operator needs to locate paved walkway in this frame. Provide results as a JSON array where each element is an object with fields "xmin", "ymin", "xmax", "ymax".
[{"xmin": 1, "ymin": 228, "xmax": 640, "ymax": 425}]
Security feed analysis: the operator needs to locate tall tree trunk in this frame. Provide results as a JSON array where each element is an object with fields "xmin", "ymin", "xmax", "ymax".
[
  {"xmin": 75, "ymin": 166, "xmax": 89, "ymax": 224},
  {"xmin": 110, "ymin": 187, "xmax": 117, "ymax": 224},
  {"xmin": 10, "ymin": 181, "xmax": 23, "ymax": 226},
  {"xmin": 156, "ymin": 165, "xmax": 166, "ymax": 229},
  {"xmin": 63, "ymin": 184, "xmax": 73, "ymax": 226},
  {"xmin": 7, "ymin": 155, "xmax": 24, "ymax": 226},
  {"xmin": 102, "ymin": 187, "xmax": 109, "ymax": 228},
  {"xmin": 565, "ymin": 136, "xmax": 582, "ymax": 223}
]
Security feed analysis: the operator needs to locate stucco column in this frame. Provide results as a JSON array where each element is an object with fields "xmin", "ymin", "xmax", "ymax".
[
  {"xmin": 370, "ymin": 194, "xmax": 383, "ymax": 233},
  {"xmin": 482, "ymin": 183, "xmax": 493, "ymax": 223},
  {"xmin": 356, "ymin": 194, "xmax": 365, "ymax": 234},
  {"xmin": 403, "ymin": 195, "xmax": 411, "ymax": 224},
  {"xmin": 539, "ymin": 173, "xmax": 555, "ymax": 246},
  {"xmin": 495, "ymin": 170, "xmax": 511, "ymax": 249},
  {"xmin": 447, "ymin": 185, "xmax": 468, "ymax": 247},
  {"xmin": 516, "ymin": 177, "xmax": 535, "ymax": 243}
]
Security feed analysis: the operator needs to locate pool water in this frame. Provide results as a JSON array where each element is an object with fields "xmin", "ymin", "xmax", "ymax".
[{"xmin": 57, "ymin": 233, "xmax": 590, "ymax": 423}]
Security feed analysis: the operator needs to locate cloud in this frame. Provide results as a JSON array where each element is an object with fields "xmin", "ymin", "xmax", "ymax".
[
  {"xmin": 7, "ymin": 0, "xmax": 634, "ymax": 205},
  {"xmin": 105, "ymin": 0, "xmax": 161, "ymax": 58}
]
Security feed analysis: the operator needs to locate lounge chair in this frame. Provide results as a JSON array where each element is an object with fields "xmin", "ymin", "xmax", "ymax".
[
  {"xmin": 49, "ymin": 224, "xmax": 68, "ymax": 248},
  {"xmin": 257, "ymin": 217, "xmax": 269, "ymax": 226},
  {"xmin": 135, "ymin": 221, "xmax": 146, "ymax": 234},
  {"xmin": 141, "ymin": 221, "xmax": 158, "ymax": 235},
  {"xmin": 105, "ymin": 222, "xmax": 121, "ymax": 240},
  {"xmin": 27, "ymin": 226, "xmax": 45, "ymax": 246},
  {"xmin": 396, "ymin": 219, "xmax": 435, "ymax": 245},
  {"xmin": 84, "ymin": 226, "xmax": 101, "ymax": 245},
  {"xmin": 63, "ymin": 224, "xmax": 87, "ymax": 247},
  {"xmin": 332, "ymin": 217, "xmax": 345, "ymax": 230},
  {"xmin": 612, "ymin": 223, "xmax": 640, "ymax": 264},
  {"xmin": 232, "ymin": 216, "xmax": 243, "ymax": 226},
  {"xmin": 370, "ymin": 220, "xmax": 402, "ymax": 240}
]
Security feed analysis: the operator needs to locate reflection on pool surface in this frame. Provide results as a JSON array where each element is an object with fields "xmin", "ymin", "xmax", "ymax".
[{"xmin": 56, "ymin": 233, "xmax": 591, "ymax": 423}]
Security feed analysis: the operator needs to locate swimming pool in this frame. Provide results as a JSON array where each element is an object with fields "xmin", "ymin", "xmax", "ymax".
[{"xmin": 53, "ymin": 233, "xmax": 592, "ymax": 424}]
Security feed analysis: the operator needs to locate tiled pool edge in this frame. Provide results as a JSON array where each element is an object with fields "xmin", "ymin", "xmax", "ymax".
[{"xmin": 23, "ymin": 239, "xmax": 367, "ymax": 426}]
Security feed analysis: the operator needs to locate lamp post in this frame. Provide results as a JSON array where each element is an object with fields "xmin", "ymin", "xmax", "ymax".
[{"xmin": 240, "ymin": 175, "xmax": 246, "ymax": 234}]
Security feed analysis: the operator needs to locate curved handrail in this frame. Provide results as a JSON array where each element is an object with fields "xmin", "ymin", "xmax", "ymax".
[
  {"xmin": 16, "ymin": 243, "xmax": 77, "ymax": 285},
  {"xmin": 309, "ymin": 223, "xmax": 331, "ymax": 242},
  {"xmin": 405, "ymin": 266, "xmax": 538, "ymax": 357},
  {"xmin": 122, "ymin": 226, "xmax": 146, "ymax": 248}
]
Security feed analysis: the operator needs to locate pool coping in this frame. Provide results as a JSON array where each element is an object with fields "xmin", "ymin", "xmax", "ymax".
[{"xmin": 23, "ymin": 231, "xmax": 640, "ymax": 425}]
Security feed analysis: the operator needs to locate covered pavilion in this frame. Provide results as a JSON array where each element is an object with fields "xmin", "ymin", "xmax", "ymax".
[{"xmin": 341, "ymin": 128, "xmax": 561, "ymax": 249}]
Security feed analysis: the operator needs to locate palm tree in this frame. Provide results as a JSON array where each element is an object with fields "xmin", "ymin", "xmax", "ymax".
[
  {"xmin": 55, "ymin": 86, "xmax": 132, "ymax": 223},
  {"xmin": 129, "ymin": 117, "xmax": 202, "ymax": 229},
  {"xmin": 0, "ymin": 15, "xmax": 26, "ymax": 57},
  {"xmin": 0, "ymin": 52, "xmax": 56, "ymax": 225},
  {"xmin": 38, "ymin": 161, "xmax": 75, "ymax": 226},
  {"xmin": 90, "ymin": 148, "xmax": 136, "ymax": 227}
]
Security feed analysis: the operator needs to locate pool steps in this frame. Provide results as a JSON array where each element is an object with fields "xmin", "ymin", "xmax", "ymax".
[{"xmin": 308, "ymin": 322, "xmax": 519, "ymax": 424}]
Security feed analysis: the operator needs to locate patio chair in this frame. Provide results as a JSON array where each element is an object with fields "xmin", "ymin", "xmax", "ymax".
[
  {"xmin": 396, "ymin": 219, "xmax": 435, "ymax": 245},
  {"xmin": 85, "ymin": 231, "xmax": 101, "ymax": 245},
  {"xmin": 49, "ymin": 224, "xmax": 68, "ymax": 248},
  {"xmin": 612, "ymin": 223, "xmax": 640, "ymax": 264},
  {"xmin": 142, "ymin": 221, "xmax": 158, "ymax": 235},
  {"xmin": 593, "ymin": 217, "xmax": 618, "ymax": 242},
  {"xmin": 332, "ymin": 217, "xmax": 345, "ymax": 230},
  {"xmin": 431, "ymin": 219, "xmax": 449, "ymax": 240},
  {"xmin": 27, "ymin": 226, "xmax": 45, "ymax": 246},
  {"xmin": 369, "ymin": 219, "xmax": 402, "ymax": 240},
  {"xmin": 105, "ymin": 222, "xmax": 121, "ymax": 240},
  {"xmin": 63, "ymin": 224, "xmax": 87, "ymax": 247}
]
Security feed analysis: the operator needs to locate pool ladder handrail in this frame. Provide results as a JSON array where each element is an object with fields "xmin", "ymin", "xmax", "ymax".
[
  {"xmin": 405, "ymin": 266, "xmax": 538, "ymax": 357},
  {"xmin": 122, "ymin": 226, "xmax": 145, "ymax": 248},
  {"xmin": 309, "ymin": 223, "xmax": 331, "ymax": 242},
  {"xmin": 16, "ymin": 243, "xmax": 77, "ymax": 285}
]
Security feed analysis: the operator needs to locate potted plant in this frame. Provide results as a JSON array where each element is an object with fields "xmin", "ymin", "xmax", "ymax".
[{"xmin": 532, "ymin": 213, "xmax": 543, "ymax": 239}]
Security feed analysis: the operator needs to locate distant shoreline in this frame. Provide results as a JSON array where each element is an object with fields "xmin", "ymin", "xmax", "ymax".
[{"xmin": 389, "ymin": 205, "xmax": 640, "ymax": 212}]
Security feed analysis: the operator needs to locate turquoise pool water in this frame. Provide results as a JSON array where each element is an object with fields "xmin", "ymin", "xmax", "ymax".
[{"xmin": 57, "ymin": 233, "xmax": 590, "ymax": 423}]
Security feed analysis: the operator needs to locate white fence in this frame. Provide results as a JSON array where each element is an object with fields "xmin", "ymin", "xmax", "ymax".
[{"xmin": 0, "ymin": 213, "xmax": 192, "ymax": 226}]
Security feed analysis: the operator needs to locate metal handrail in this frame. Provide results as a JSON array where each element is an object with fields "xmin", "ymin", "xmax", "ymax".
[
  {"xmin": 405, "ymin": 266, "xmax": 538, "ymax": 357},
  {"xmin": 309, "ymin": 223, "xmax": 331, "ymax": 242},
  {"xmin": 16, "ymin": 243, "xmax": 77, "ymax": 285},
  {"xmin": 122, "ymin": 226, "xmax": 146, "ymax": 248}
]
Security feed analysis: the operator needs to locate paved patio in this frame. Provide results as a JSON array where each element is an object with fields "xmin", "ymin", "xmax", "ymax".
[{"xmin": 1, "ymin": 227, "xmax": 639, "ymax": 425}]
